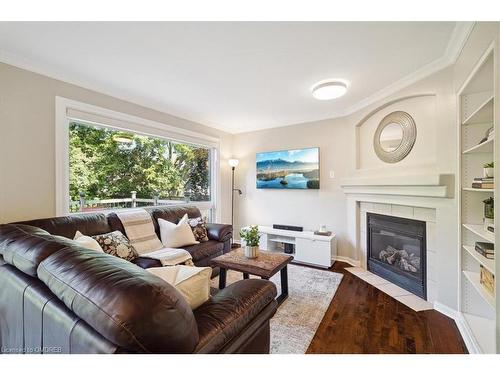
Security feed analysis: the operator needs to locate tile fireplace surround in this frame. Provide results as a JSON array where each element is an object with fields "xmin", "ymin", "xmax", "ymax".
[
  {"xmin": 352, "ymin": 202, "xmax": 436, "ymax": 311},
  {"xmin": 341, "ymin": 172, "xmax": 456, "ymax": 313}
]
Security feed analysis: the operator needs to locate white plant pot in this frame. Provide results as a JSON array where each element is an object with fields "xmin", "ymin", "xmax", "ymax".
[
  {"xmin": 484, "ymin": 167, "xmax": 494, "ymax": 178},
  {"xmin": 244, "ymin": 245, "xmax": 259, "ymax": 259}
]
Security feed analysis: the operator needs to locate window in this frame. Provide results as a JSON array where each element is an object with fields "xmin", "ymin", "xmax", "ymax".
[
  {"xmin": 69, "ymin": 122, "xmax": 211, "ymax": 213},
  {"xmin": 56, "ymin": 97, "xmax": 220, "ymax": 222}
]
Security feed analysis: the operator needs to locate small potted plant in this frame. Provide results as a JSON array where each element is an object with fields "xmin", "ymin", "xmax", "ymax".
[
  {"xmin": 484, "ymin": 197, "xmax": 494, "ymax": 219},
  {"xmin": 240, "ymin": 225, "xmax": 260, "ymax": 258},
  {"xmin": 483, "ymin": 162, "xmax": 494, "ymax": 178}
]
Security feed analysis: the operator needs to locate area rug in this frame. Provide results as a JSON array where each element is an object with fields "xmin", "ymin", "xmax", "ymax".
[{"xmin": 211, "ymin": 264, "xmax": 343, "ymax": 354}]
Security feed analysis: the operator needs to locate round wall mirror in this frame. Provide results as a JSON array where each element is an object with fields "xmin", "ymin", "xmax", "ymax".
[
  {"xmin": 379, "ymin": 122, "xmax": 403, "ymax": 152},
  {"xmin": 374, "ymin": 111, "xmax": 416, "ymax": 163}
]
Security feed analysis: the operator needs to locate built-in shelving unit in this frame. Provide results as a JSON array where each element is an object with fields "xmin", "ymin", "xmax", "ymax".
[
  {"xmin": 462, "ymin": 137, "xmax": 494, "ymax": 154},
  {"xmin": 458, "ymin": 43, "xmax": 497, "ymax": 353},
  {"xmin": 462, "ymin": 187, "xmax": 495, "ymax": 193},
  {"xmin": 463, "ymin": 223, "xmax": 495, "ymax": 243},
  {"xmin": 462, "ymin": 95, "xmax": 494, "ymax": 125},
  {"xmin": 463, "ymin": 245, "xmax": 494, "ymax": 274}
]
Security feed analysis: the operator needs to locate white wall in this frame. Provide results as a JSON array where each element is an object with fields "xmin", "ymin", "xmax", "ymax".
[
  {"xmin": 232, "ymin": 116, "xmax": 351, "ymax": 257},
  {"xmin": 0, "ymin": 63, "xmax": 234, "ymax": 224}
]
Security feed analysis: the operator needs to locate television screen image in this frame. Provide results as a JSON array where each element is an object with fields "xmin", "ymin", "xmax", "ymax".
[{"xmin": 256, "ymin": 147, "xmax": 320, "ymax": 189}]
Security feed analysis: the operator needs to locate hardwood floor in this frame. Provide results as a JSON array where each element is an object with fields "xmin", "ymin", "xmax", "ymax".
[{"xmin": 306, "ymin": 261, "xmax": 468, "ymax": 354}]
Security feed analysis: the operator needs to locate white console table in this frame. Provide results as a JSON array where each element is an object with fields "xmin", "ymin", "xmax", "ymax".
[{"xmin": 241, "ymin": 225, "xmax": 337, "ymax": 268}]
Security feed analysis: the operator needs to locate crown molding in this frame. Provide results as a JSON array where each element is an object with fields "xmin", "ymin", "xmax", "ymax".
[
  {"xmin": 338, "ymin": 22, "xmax": 475, "ymax": 119},
  {"xmin": 0, "ymin": 22, "xmax": 475, "ymax": 134}
]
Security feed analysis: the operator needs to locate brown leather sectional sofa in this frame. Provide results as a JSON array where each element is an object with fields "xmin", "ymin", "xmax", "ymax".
[{"xmin": 0, "ymin": 206, "xmax": 278, "ymax": 354}]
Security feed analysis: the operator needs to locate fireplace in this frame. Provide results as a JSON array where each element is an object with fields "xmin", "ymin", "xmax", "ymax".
[{"xmin": 367, "ymin": 213, "xmax": 427, "ymax": 299}]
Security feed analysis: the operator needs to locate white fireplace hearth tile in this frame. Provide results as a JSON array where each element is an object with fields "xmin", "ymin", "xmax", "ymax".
[
  {"xmin": 376, "ymin": 282, "xmax": 412, "ymax": 297},
  {"xmin": 426, "ymin": 222, "xmax": 437, "ymax": 252},
  {"xmin": 427, "ymin": 252, "xmax": 438, "ymax": 282},
  {"xmin": 345, "ymin": 267, "xmax": 434, "ymax": 312},
  {"xmin": 360, "ymin": 202, "xmax": 374, "ymax": 212},
  {"xmin": 413, "ymin": 207, "xmax": 436, "ymax": 223},
  {"xmin": 373, "ymin": 203, "xmax": 391, "ymax": 215},
  {"xmin": 391, "ymin": 205, "xmax": 414, "ymax": 219},
  {"xmin": 360, "ymin": 212, "xmax": 367, "ymax": 232},
  {"xmin": 345, "ymin": 266, "xmax": 370, "ymax": 276},
  {"xmin": 357, "ymin": 273, "xmax": 389, "ymax": 286},
  {"xmin": 395, "ymin": 295, "xmax": 433, "ymax": 311}
]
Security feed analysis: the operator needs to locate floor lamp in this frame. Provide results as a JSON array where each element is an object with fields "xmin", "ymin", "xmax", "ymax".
[{"xmin": 228, "ymin": 158, "xmax": 242, "ymax": 248}]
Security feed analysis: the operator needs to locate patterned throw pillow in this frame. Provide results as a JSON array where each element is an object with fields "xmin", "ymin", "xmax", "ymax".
[
  {"xmin": 187, "ymin": 217, "xmax": 209, "ymax": 242},
  {"xmin": 92, "ymin": 230, "xmax": 138, "ymax": 261}
]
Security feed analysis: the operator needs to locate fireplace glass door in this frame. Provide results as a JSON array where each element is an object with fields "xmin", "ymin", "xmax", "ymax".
[{"xmin": 367, "ymin": 213, "xmax": 426, "ymax": 299}]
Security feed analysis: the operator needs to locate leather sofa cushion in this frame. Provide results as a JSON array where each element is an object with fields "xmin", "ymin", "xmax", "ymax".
[
  {"xmin": 205, "ymin": 223, "xmax": 232, "ymax": 242},
  {"xmin": 184, "ymin": 240, "xmax": 224, "ymax": 262},
  {"xmin": 15, "ymin": 213, "xmax": 111, "ymax": 239},
  {"xmin": 0, "ymin": 224, "xmax": 77, "ymax": 277},
  {"xmin": 37, "ymin": 245, "xmax": 199, "ymax": 353},
  {"xmin": 132, "ymin": 256, "xmax": 162, "ymax": 269},
  {"xmin": 194, "ymin": 279, "xmax": 277, "ymax": 353},
  {"xmin": 146, "ymin": 205, "xmax": 202, "ymax": 237}
]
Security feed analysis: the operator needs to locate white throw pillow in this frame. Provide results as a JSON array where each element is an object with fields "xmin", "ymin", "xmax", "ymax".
[
  {"xmin": 147, "ymin": 265, "xmax": 211, "ymax": 309},
  {"xmin": 73, "ymin": 231, "xmax": 104, "ymax": 252},
  {"xmin": 158, "ymin": 214, "xmax": 199, "ymax": 248}
]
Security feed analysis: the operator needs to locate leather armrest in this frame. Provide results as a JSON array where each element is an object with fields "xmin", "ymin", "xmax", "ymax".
[
  {"xmin": 205, "ymin": 223, "xmax": 232, "ymax": 242},
  {"xmin": 194, "ymin": 279, "xmax": 277, "ymax": 353}
]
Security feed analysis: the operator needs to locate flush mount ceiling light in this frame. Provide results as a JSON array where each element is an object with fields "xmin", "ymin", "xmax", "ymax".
[{"xmin": 311, "ymin": 80, "xmax": 348, "ymax": 100}]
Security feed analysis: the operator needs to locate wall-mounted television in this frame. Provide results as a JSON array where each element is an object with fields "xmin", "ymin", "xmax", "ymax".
[{"xmin": 256, "ymin": 147, "xmax": 320, "ymax": 189}]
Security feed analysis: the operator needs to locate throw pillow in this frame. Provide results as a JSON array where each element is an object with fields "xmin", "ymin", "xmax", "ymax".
[
  {"xmin": 158, "ymin": 214, "xmax": 199, "ymax": 248},
  {"xmin": 187, "ymin": 217, "xmax": 209, "ymax": 242},
  {"xmin": 73, "ymin": 231, "xmax": 104, "ymax": 252},
  {"xmin": 92, "ymin": 230, "xmax": 138, "ymax": 261},
  {"xmin": 147, "ymin": 265, "xmax": 211, "ymax": 309}
]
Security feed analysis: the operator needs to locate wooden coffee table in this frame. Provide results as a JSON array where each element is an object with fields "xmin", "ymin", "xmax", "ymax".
[{"xmin": 211, "ymin": 248, "xmax": 293, "ymax": 305}]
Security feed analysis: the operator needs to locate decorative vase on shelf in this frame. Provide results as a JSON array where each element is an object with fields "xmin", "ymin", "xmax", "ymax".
[
  {"xmin": 244, "ymin": 245, "xmax": 259, "ymax": 259},
  {"xmin": 483, "ymin": 162, "xmax": 494, "ymax": 178},
  {"xmin": 484, "ymin": 167, "xmax": 494, "ymax": 178},
  {"xmin": 483, "ymin": 197, "xmax": 494, "ymax": 231}
]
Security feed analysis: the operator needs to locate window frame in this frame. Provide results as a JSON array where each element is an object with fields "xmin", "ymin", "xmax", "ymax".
[{"xmin": 55, "ymin": 97, "xmax": 221, "ymax": 221}]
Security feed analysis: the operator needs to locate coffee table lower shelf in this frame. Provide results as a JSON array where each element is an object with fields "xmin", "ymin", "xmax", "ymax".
[
  {"xmin": 211, "ymin": 248, "xmax": 293, "ymax": 307},
  {"xmin": 218, "ymin": 265, "xmax": 289, "ymax": 306}
]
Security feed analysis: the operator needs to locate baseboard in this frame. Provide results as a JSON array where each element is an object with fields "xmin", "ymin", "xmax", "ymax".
[
  {"xmin": 433, "ymin": 302, "xmax": 481, "ymax": 354},
  {"xmin": 333, "ymin": 255, "xmax": 360, "ymax": 267}
]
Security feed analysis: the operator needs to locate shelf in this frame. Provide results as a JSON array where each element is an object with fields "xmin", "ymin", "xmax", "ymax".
[
  {"xmin": 462, "ymin": 187, "xmax": 494, "ymax": 193},
  {"xmin": 463, "ymin": 224, "xmax": 495, "ymax": 243},
  {"xmin": 462, "ymin": 95, "xmax": 494, "ymax": 125},
  {"xmin": 268, "ymin": 237, "xmax": 296, "ymax": 245},
  {"xmin": 463, "ymin": 245, "xmax": 495, "ymax": 274},
  {"xmin": 462, "ymin": 137, "xmax": 494, "ymax": 154},
  {"xmin": 462, "ymin": 313, "xmax": 496, "ymax": 353},
  {"xmin": 463, "ymin": 271, "xmax": 495, "ymax": 308}
]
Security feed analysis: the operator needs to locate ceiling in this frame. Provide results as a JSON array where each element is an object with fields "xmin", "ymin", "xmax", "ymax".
[{"xmin": 0, "ymin": 22, "xmax": 472, "ymax": 134}]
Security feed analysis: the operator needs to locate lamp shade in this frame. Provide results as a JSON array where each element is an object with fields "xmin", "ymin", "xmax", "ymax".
[{"xmin": 228, "ymin": 158, "xmax": 239, "ymax": 168}]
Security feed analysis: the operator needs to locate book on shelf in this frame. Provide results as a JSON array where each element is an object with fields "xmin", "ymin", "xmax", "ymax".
[
  {"xmin": 472, "ymin": 183, "xmax": 494, "ymax": 189},
  {"xmin": 475, "ymin": 242, "xmax": 494, "ymax": 259},
  {"xmin": 472, "ymin": 177, "xmax": 494, "ymax": 189}
]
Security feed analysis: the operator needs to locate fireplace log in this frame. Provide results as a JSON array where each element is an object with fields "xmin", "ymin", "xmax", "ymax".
[{"xmin": 379, "ymin": 245, "xmax": 420, "ymax": 273}]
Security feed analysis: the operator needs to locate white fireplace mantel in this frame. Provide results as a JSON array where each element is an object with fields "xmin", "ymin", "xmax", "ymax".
[{"xmin": 340, "ymin": 173, "xmax": 455, "ymax": 198}]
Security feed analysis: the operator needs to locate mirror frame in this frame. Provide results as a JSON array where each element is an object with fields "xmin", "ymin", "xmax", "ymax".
[{"xmin": 373, "ymin": 111, "xmax": 416, "ymax": 163}]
